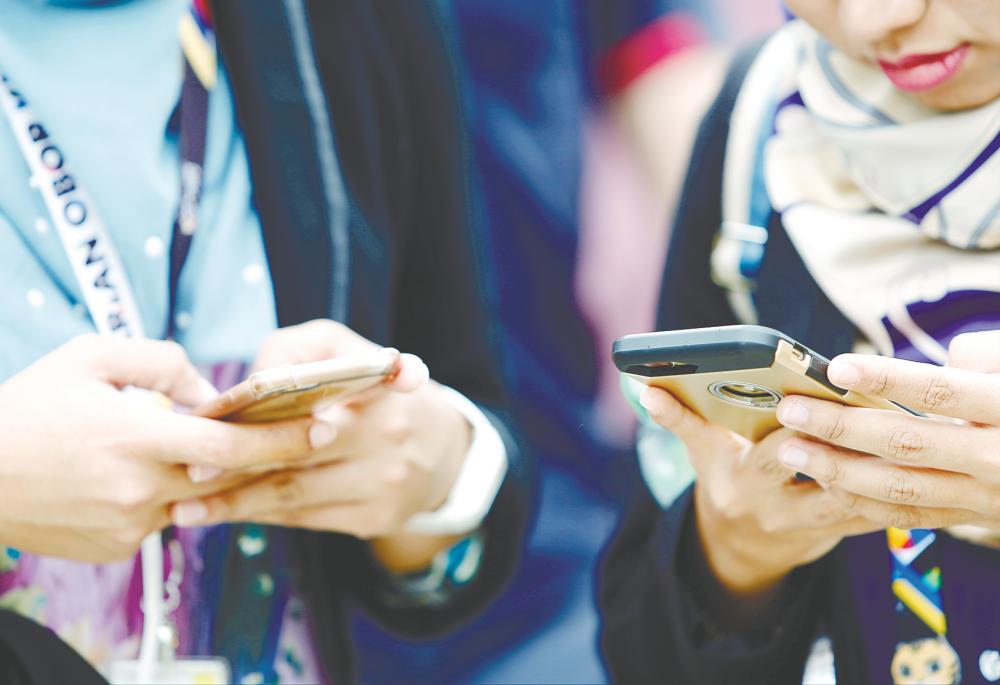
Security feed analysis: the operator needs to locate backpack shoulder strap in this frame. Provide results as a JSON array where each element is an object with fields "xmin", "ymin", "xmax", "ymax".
[{"xmin": 711, "ymin": 29, "xmax": 798, "ymax": 324}]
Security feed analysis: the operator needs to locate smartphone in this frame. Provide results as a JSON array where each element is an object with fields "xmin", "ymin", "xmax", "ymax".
[
  {"xmin": 613, "ymin": 325, "xmax": 913, "ymax": 441},
  {"xmin": 194, "ymin": 348, "xmax": 401, "ymax": 423}
]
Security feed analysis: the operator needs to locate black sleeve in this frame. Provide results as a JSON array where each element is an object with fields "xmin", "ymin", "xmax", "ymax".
[
  {"xmin": 598, "ymin": 44, "xmax": 830, "ymax": 684},
  {"xmin": 599, "ymin": 485, "xmax": 826, "ymax": 685},
  {"xmin": 0, "ymin": 610, "xmax": 106, "ymax": 685},
  {"xmin": 338, "ymin": 0, "xmax": 535, "ymax": 638}
]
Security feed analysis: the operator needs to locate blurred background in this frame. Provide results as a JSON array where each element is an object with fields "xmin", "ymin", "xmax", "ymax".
[{"xmin": 351, "ymin": 1, "xmax": 784, "ymax": 682}]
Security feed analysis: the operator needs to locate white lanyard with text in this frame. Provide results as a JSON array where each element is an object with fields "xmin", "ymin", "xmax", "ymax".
[{"xmin": 0, "ymin": 3, "xmax": 228, "ymax": 683}]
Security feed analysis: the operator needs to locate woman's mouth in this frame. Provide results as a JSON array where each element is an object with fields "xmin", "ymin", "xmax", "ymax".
[{"xmin": 878, "ymin": 44, "xmax": 970, "ymax": 92}]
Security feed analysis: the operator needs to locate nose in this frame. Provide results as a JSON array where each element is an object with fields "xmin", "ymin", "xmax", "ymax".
[{"xmin": 839, "ymin": 0, "xmax": 928, "ymax": 46}]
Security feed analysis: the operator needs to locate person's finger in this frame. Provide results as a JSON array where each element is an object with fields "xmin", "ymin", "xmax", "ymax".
[
  {"xmin": 180, "ymin": 498, "xmax": 387, "ymax": 538},
  {"xmin": 779, "ymin": 485, "xmax": 857, "ymax": 527},
  {"xmin": 253, "ymin": 320, "xmax": 375, "ymax": 371},
  {"xmin": 71, "ymin": 335, "xmax": 217, "ymax": 407},
  {"xmin": 639, "ymin": 385, "xmax": 747, "ymax": 457},
  {"xmin": 826, "ymin": 486, "xmax": 983, "ymax": 530},
  {"xmin": 309, "ymin": 396, "xmax": 415, "ymax": 464},
  {"xmin": 785, "ymin": 488, "xmax": 885, "ymax": 536},
  {"xmin": 171, "ymin": 457, "xmax": 386, "ymax": 526},
  {"xmin": 141, "ymin": 413, "xmax": 329, "ymax": 470},
  {"xmin": 753, "ymin": 485, "xmax": 882, "ymax": 542},
  {"xmin": 388, "ymin": 354, "xmax": 429, "ymax": 393},
  {"xmin": 209, "ymin": 391, "xmax": 404, "ymax": 472},
  {"xmin": 147, "ymin": 465, "xmax": 250, "ymax": 503},
  {"xmin": 825, "ymin": 514, "xmax": 886, "ymax": 539},
  {"xmin": 317, "ymin": 354, "xmax": 428, "ymax": 411},
  {"xmin": 948, "ymin": 331, "xmax": 1000, "ymax": 373},
  {"xmin": 249, "ymin": 503, "xmax": 398, "ymax": 537},
  {"xmin": 778, "ymin": 438, "xmax": 994, "ymax": 513},
  {"xmin": 741, "ymin": 428, "xmax": 802, "ymax": 483},
  {"xmin": 181, "ymin": 467, "xmax": 259, "ymax": 494},
  {"xmin": 776, "ymin": 396, "xmax": 998, "ymax": 479},
  {"xmin": 827, "ymin": 353, "xmax": 1000, "ymax": 424}
]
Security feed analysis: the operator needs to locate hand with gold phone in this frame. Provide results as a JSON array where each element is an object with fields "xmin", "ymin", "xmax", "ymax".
[
  {"xmin": 192, "ymin": 347, "xmax": 402, "ymax": 424},
  {"xmin": 614, "ymin": 325, "xmax": 915, "ymax": 442},
  {"xmin": 616, "ymin": 326, "xmax": 888, "ymax": 598},
  {"xmin": 172, "ymin": 320, "xmax": 473, "ymax": 572},
  {"xmin": 0, "ymin": 336, "xmax": 314, "ymax": 564},
  {"xmin": 617, "ymin": 326, "xmax": 1000, "ymax": 602}
]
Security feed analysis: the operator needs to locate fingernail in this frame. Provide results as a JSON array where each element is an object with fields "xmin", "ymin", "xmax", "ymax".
[
  {"xmin": 638, "ymin": 387, "xmax": 664, "ymax": 417},
  {"xmin": 403, "ymin": 354, "xmax": 429, "ymax": 382},
  {"xmin": 309, "ymin": 422, "xmax": 337, "ymax": 449},
  {"xmin": 394, "ymin": 354, "xmax": 430, "ymax": 392},
  {"xmin": 188, "ymin": 465, "xmax": 223, "ymax": 483},
  {"xmin": 777, "ymin": 401, "xmax": 809, "ymax": 427},
  {"xmin": 779, "ymin": 445, "xmax": 810, "ymax": 470},
  {"xmin": 173, "ymin": 500, "xmax": 208, "ymax": 527},
  {"xmin": 828, "ymin": 360, "xmax": 861, "ymax": 388}
]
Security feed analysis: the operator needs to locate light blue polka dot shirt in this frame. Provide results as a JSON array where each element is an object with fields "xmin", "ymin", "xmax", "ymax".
[{"xmin": 0, "ymin": 0, "xmax": 277, "ymax": 381}]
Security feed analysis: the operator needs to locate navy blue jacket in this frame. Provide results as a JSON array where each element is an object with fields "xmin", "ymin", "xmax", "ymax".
[
  {"xmin": 219, "ymin": 2, "xmax": 533, "ymax": 683},
  {"xmin": 598, "ymin": 44, "xmax": 1000, "ymax": 685}
]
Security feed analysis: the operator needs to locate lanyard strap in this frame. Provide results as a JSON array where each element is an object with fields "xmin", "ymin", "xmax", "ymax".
[
  {"xmin": 888, "ymin": 527, "xmax": 947, "ymax": 636},
  {"xmin": 886, "ymin": 527, "xmax": 960, "ymax": 683},
  {"xmin": 0, "ymin": 3, "xmax": 215, "ymax": 339},
  {"xmin": 0, "ymin": 73, "xmax": 148, "ymax": 337},
  {"xmin": 170, "ymin": 0, "xmax": 216, "ymax": 339}
]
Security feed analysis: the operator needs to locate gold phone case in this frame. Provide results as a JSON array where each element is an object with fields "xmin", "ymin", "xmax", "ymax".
[
  {"xmin": 617, "ymin": 328, "xmax": 908, "ymax": 442},
  {"xmin": 194, "ymin": 348, "xmax": 401, "ymax": 423}
]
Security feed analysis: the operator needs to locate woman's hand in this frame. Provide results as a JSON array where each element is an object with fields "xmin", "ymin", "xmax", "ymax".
[
  {"xmin": 640, "ymin": 387, "xmax": 878, "ymax": 596},
  {"xmin": 0, "ymin": 335, "xmax": 318, "ymax": 563},
  {"xmin": 171, "ymin": 321, "xmax": 471, "ymax": 572},
  {"xmin": 774, "ymin": 331, "xmax": 1000, "ymax": 532}
]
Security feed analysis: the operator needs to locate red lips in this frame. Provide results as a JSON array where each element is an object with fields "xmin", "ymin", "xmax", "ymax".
[{"xmin": 878, "ymin": 44, "xmax": 970, "ymax": 92}]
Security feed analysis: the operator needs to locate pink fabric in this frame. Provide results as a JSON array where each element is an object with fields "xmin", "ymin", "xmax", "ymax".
[
  {"xmin": 598, "ymin": 13, "xmax": 706, "ymax": 96},
  {"xmin": 575, "ymin": 112, "xmax": 671, "ymax": 448}
]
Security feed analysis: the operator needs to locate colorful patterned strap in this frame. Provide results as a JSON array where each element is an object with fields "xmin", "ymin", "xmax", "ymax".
[
  {"xmin": 888, "ymin": 527, "xmax": 947, "ymax": 636},
  {"xmin": 178, "ymin": 0, "xmax": 217, "ymax": 90}
]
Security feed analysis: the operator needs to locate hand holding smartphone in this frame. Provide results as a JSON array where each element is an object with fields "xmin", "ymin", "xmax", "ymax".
[
  {"xmin": 614, "ymin": 325, "xmax": 914, "ymax": 441},
  {"xmin": 194, "ymin": 347, "xmax": 401, "ymax": 423}
]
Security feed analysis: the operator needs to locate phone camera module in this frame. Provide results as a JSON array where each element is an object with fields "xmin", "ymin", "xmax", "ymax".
[
  {"xmin": 709, "ymin": 381, "xmax": 783, "ymax": 409},
  {"xmin": 624, "ymin": 361, "xmax": 699, "ymax": 377}
]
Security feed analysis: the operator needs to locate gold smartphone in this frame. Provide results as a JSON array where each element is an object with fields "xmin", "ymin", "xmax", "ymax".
[
  {"xmin": 194, "ymin": 348, "xmax": 401, "ymax": 423},
  {"xmin": 614, "ymin": 325, "xmax": 913, "ymax": 441}
]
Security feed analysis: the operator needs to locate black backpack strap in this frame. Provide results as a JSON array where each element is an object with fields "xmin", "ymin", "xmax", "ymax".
[
  {"xmin": 711, "ymin": 31, "xmax": 800, "ymax": 325},
  {"xmin": 655, "ymin": 39, "xmax": 765, "ymax": 332}
]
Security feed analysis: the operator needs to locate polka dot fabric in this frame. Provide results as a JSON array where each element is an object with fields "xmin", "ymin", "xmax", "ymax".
[{"xmin": 0, "ymin": 1, "xmax": 325, "ymax": 682}]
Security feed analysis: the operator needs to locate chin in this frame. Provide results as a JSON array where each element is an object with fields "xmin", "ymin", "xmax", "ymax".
[
  {"xmin": 912, "ymin": 86, "xmax": 999, "ymax": 112},
  {"xmin": 912, "ymin": 61, "xmax": 1000, "ymax": 112}
]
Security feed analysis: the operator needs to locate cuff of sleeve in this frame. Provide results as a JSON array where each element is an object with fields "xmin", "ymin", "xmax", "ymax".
[
  {"xmin": 375, "ymin": 532, "xmax": 486, "ymax": 607},
  {"xmin": 661, "ymin": 488, "xmax": 824, "ymax": 675},
  {"xmin": 677, "ymin": 498, "xmax": 806, "ymax": 642},
  {"xmin": 403, "ymin": 386, "xmax": 508, "ymax": 536},
  {"xmin": 598, "ymin": 13, "xmax": 707, "ymax": 96}
]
